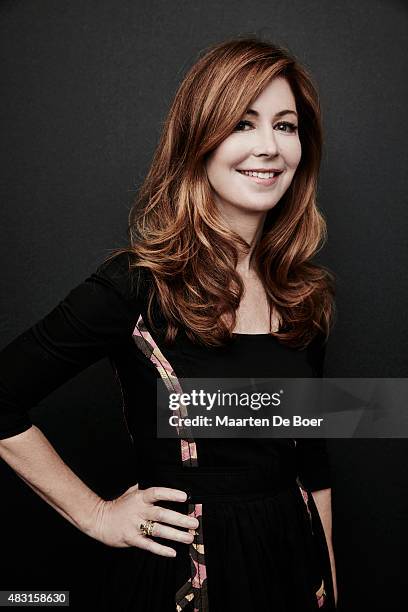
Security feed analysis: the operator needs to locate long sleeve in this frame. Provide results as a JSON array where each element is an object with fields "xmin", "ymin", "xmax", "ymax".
[
  {"xmin": 0, "ymin": 252, "xmax": 143, "ymax": 440},
  {"xmin": 296, "ymin": 332, "xmax": 332, "ymax": 491}
]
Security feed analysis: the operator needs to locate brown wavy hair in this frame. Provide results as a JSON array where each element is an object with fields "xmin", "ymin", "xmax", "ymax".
[{"xmin": 106, "ymin": 36, "xmax": 336, "ymax": 349}]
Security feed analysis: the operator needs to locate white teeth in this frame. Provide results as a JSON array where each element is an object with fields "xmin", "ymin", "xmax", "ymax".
[{"xmin": 239, "ymin": 170, "xmax": 278, "ymax": 178}]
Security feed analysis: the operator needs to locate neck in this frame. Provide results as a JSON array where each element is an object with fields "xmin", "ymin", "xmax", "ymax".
[
  {"xmin": 214, "ymin": 198, "xmax": 267, "ymax": 275},
  {"xmin": 236, "ymin": 216, "xmax": 266, "ymax": 275}
]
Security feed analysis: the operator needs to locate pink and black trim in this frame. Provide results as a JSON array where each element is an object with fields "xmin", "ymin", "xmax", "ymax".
[{"xmin": 132, "ymin": 314, "xmax": 208, "ymax": 611}]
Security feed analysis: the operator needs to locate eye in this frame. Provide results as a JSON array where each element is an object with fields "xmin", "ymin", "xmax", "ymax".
[
  {"xmin": 275, "ymin": 121, "xmax": 298, "ymax": 133},
  {"xmin": 233, "ymin": 119, "xmax": 298, "ymax": 133},
  {"xmin": 233, "ymin": 119, "xmax": 253, "ymax": 131}
]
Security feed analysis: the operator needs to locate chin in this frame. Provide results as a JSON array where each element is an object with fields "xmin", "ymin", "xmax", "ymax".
[
  {"xmin": 248, "ymin": 198, "xmax": 281, "ymax": 209},
  {"xmin": 238, "ymin": 203, "xmax": 278, "ymax": 213}
]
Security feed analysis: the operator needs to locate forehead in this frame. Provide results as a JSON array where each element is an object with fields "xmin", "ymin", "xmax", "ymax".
[{"xmin": 247, "ymin": 77, "xmax": 296, "ymax": 113}]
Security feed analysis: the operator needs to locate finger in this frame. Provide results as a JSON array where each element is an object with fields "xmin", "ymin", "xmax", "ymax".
[
  {"xmin": 136, "ymin": 536, "xmax": 177, "ymax": 557},
  {"xmin": 149, "ymin": 522, "xmax": 194, "ymax": 544},
  {"xmin": 142, "ymin": 487, "xmax": 187, "ymax": 504},
  {"xmin": 147, "ymin": 505, "xmax": 199, "ymax": 530}
]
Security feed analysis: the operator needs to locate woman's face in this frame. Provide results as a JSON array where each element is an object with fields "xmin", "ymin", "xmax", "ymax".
[{"xmin": 205, "ymin": 77, "xmax": 302, "ymax": 217}]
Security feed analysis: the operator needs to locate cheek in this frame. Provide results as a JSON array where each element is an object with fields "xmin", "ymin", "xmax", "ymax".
[
  {"xmin": 290, "ymin": 139, "xmax": 302, "ymax": 168},
  {"xmin": 211, "ymin": 141, "xmax": 238, "ymax": 169},
  {"xmin": 280, "ymin": 146, "xmax": 301, "ymax": 174},
  {"xmin": 206, "ymin": 147, "xmax": 235, "ymax": 185}
]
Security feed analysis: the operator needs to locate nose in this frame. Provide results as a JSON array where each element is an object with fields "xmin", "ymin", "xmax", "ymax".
[{"xmin": 252, "ymin": 125, "xmax": 279, "ymax": 157}]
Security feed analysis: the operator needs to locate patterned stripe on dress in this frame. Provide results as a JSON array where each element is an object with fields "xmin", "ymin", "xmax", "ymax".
[
  {"xmin": 132, "ymin": 314, "xmax": 208, "ymax": 611},
  {"xmin": 298, "ymin": 485, "xmax": 327, "ymax": 607}
]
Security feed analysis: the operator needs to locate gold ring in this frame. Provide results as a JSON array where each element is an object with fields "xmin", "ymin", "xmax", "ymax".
[{"xmin": 140, "ymin": 519, "xmax": 155, "ymax": 537}]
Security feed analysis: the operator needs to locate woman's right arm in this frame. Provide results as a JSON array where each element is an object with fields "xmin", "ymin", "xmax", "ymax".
[
  {"xmin": 0, "ymin": 425, "xmax": 197, "ymax": 556},
  {"xmin": 0, "ymin": 253, "xmax": 198, "ymax": 555}
]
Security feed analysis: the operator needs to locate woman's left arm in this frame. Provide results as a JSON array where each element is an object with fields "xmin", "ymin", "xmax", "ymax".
[{"xmin": 311, "ymin": 487, "xmax": 338, "ymax": 607}]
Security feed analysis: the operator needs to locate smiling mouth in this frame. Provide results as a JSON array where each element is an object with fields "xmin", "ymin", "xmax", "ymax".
[
  {"xmin": 236, "ymin": 170, "xmax": 283, "ymax": 178},
  {"xmin": 236, "ymin": 169, "xmax": 283, "ymax": 185}
]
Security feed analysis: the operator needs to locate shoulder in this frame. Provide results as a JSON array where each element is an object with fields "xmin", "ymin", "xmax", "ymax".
[{"xmin": 91, "ymin": 251, "xmax": 150, "ymax": 305}]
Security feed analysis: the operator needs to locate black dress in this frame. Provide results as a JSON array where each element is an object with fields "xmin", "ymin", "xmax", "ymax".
[{"xmin": 0, "ymin": 253, "xmax": 335, "ymax": 611}]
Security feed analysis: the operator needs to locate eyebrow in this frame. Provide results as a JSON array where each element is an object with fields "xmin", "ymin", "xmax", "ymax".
[{"xmin": 245, "ymin": 108, "xmax": 298, "ymax": 119}]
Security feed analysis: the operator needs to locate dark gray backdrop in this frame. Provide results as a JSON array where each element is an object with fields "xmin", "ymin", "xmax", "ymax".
[{"xmin": 1, "ymin": 1, "xmax": 407, "ymax": 610}]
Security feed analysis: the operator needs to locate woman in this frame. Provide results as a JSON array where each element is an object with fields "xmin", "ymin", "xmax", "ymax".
[{"xmin": 0, "ymin": 37, "xmax": 337, "ymax": 610}]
